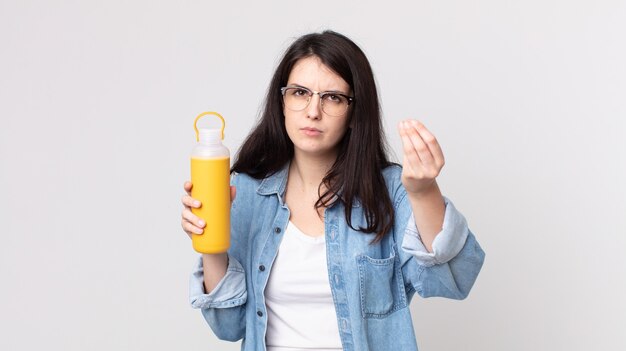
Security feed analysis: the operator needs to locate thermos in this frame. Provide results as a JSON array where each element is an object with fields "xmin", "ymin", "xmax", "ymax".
[{"xmin": 190, "ymin": 111, "xmax": 230, "ymax": 253}]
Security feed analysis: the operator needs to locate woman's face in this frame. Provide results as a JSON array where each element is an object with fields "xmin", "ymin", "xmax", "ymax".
[{"xmin": 283, "ymin": 56, "xmax": 352, "ymax": 160}]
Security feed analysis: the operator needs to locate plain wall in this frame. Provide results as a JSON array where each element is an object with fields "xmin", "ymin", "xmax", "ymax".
[{"xmin": 1, "ymin": 1, "xmax": 625, "ymax": 350}]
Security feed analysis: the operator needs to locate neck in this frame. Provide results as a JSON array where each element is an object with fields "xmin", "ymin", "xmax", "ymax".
[{"xmin": 289, "ymin": 151, "xmax": 337, "ymax": 193}]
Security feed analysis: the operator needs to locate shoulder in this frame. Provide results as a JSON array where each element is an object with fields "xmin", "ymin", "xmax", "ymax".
[
  {"xmin": 381, "ymin": 163, "xmax": 407, "ymax": 206},
  {"xmin": 381, "ymin": 163, "xmax": 403, "ymax": 189},
  {"xmin": 230, "ymin": 171, "xmax": 261, "ymax": 195},
  {"xmin": 231, "ymin": 171, "xmax": 262, "ymax": 185},
  {"xmin": 381, "ymin": 163, "xmax": 402, "ymax": 180}
]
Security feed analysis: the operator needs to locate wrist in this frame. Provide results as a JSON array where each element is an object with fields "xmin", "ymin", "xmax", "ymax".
[
  {"xmin": 202, "ymin": 252, "xmax": 228, "ymax": 265},
  {"xmin": 407, "ymin": 181, "xmax": 441, "ymax": 201}
]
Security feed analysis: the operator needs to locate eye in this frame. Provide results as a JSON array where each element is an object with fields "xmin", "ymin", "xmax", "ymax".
[
  {"xmin": 323, "ymin": 94, "xmax": 344, "ymax": 104},
  {"xmin": 291, "ymin": 88, "xmax": 309, "ymax": 97}
]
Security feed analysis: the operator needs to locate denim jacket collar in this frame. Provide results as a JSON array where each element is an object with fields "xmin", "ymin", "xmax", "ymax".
[{"xmin": 256, "ymin": 163, "xmax": 289, "ymax": 200}]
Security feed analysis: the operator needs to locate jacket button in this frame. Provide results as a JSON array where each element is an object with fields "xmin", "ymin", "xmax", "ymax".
[
  {"xmin": 274, "ymin": 227, "xmax": 281, "ymax": 233},
  {"xmin": 259, "ymin": 265, "xmax": 265, "ymax": 271},
  {"xmin": 257, "ymin": 311, "xmax": 263, "ymax": 317}
]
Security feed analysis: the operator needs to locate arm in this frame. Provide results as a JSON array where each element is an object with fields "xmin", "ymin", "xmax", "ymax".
[
  {"xmin": 181, "ymin": 182, "xmax": 232, "ymax": 293},
  {"xmin": 399, "ymin": 194, "xmax": 485, "ymax": 299},
  {"xmin": 396, "ymin": 120, "xmax": 485, "ymax": 299},
  {"xmin": 190, "ymin": 254, "xmax": 247, "ymax": 341},
  {"xmin": 398, "ymin": 120, "xmax": 447, "ymax": 252},
  {"xmin": 186, "ymin": 173, "xmax": 248, "ymax": 341},
  {"xmin": 202, "ymin": 253, "xmax": 228, "ymax": 293},
  {"xmin": 406, "ymin": 181, "xmax": 445, "ymax": 252}
]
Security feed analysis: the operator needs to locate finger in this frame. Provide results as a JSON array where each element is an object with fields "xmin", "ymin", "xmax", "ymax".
[
  {"xmin": 412, "ymin": 121, "xmax": 445, "ymax": 168},
  {"xmin": 182, "ymin": 208, "xmax": 205, "ymax": 228},
  {"xmin": 406, "ymin": 120, "xmax": 435, "ymax": 166},
  {"xmin": 230, "ymin": 186, "xmax": 237, "ymax": 203},
  {"xmin": 184, "ymin": 181, "xmax": 193, "ymax": 195},
  {"xmin": 399, "ymin": 121, "xmax": 427, "ymax": 167},
  {"xmin": 181, "ymin": 194, "xmax": 201, "ymax": 208},
  {"xmin": 399, "ymin": 122, "xmax": 424, "ymax": 173},
  {"xmin": 182, "ymin": 219, "xmax": 204, "ymax": 235}
]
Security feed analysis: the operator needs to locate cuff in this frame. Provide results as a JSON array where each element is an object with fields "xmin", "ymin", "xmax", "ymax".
[
  {"xmin": 189, "ymin": 254, "xmax": 247, "ymax": 309},
  {"xmin": 401, "ymin": 196, "xmax": 469, "ymax": 267}
]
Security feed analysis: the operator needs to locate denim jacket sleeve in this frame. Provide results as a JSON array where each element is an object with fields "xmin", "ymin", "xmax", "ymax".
[
  {"xmin": 189, "ymin": 255, "xmax": 247, "ymax": 309},
  {"xmin": 188, "ymin": 254, "xmax": 247, "ymax": 341},
  {"xmin": 390, "ymin": 172, "xmax": 485, "ymax": 300}
]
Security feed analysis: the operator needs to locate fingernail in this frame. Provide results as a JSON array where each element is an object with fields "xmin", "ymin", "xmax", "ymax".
[
  {"xmin": 196, "ymin": 228, "xmax": 203, "ymax": 234},
  {"xmin": 198, "ymin": 220, "xmax": 205, "ymax": 227},
  {"xmin": 194, "ymin": 200, "xmax": 201, "ymax": 207}
]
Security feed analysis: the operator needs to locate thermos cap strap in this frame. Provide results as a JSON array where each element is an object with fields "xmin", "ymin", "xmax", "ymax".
[{"xmin": 194, "ymin": 111, "xmax": 226, "ymax": 142}]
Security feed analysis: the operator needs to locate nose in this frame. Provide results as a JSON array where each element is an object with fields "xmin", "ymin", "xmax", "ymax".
[{"xmin": 306, "ymin": 94, "xmax": 322, "ymax": 120}]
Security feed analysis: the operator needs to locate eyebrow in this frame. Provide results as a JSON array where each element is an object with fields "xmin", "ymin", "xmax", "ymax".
[{"xmin": 286, "ymin": 83, "xmax": 350, "ymax": 96}]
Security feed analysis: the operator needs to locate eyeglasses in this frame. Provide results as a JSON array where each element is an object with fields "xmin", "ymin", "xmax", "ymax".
[{"xmin": 280, "ymin": 85, "xmax": 354, "ymax": 117}]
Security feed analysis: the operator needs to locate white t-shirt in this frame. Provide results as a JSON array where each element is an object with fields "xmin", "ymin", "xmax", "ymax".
[{"xmin": 264, "ymin": 221, "xmax": 343, "ymax": 351}]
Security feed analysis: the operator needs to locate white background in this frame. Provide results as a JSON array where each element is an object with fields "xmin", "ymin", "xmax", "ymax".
[{"xmin": 1, "ymin": 1, "xmax": 625, "ymax": 350}]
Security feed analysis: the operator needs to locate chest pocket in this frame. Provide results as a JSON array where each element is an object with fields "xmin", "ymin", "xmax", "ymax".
[{"xmin": 356, "ymin": 247, "xmax": 408, "ymax": 318}]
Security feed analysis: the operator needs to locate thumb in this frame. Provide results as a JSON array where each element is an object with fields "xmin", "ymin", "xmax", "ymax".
[{"xmin": 230, "ymin": 186, "xmax": 237, "ymax": 203}]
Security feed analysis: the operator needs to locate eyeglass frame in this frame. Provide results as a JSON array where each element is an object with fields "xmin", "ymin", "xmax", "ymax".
[{"xmin": 280, "ymin": 85, "xmax": 355, "ymax": 116}]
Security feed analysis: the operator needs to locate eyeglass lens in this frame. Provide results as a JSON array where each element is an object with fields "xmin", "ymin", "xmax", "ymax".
[{"xmin": 282, "ymin": 87, "xmax": 350, "ymax": 116}]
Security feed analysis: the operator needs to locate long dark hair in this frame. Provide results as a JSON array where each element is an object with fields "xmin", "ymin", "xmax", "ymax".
[{"xmin": 232, "ymin": 30, "xmax": 395, "ymax": 243}]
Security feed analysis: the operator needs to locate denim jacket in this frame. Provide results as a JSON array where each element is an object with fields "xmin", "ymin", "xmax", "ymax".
[{"xmin": 189, "ymin": 164, "xmax": 485, "ymax": 350}]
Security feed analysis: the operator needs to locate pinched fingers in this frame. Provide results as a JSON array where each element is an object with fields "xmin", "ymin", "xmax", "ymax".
[
  {"xmin": 398, "ymin": 120, "xmax": 445, "ymax": 175},
  {"xmin": 399, "ymin": 124, "xmax": 423, "ymax": 173},
  {"xmin": 412, "ymin": 121, "xmax": 444, "ymax": 168},
  {"xmin": 399, "ymin": 122, "xmax": 422, "ymax": 165},
  {"xmin": 398, "ymin": 119, "xmax": 447, "ymax": 194},
  {"xmin": 404, "ymin": 121, "xmax": 434, "ymax": 165}
]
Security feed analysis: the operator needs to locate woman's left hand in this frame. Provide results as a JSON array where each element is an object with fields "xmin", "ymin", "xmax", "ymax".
[{"xmin": 398, "ymin": 120, "xmax": 445, "ymax": 196}]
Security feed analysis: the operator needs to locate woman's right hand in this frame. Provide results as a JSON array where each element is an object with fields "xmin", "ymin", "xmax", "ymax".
[{"xmin": 181, "ymin": 181, "xmax": 236, "ymax": 239}]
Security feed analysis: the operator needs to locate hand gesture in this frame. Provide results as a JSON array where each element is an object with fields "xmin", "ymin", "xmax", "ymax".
[{"xmin": 398, "ymin": 120, "xmax": 445, "ymax": 195}]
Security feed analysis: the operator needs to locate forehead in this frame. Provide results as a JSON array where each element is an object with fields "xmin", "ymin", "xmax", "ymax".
[{"xmin": 287, "ymin": 56, "xmax": 350, "ymax": 92}]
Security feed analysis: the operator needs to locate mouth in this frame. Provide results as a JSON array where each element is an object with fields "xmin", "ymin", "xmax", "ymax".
[
  {"xmin": 301, "ymin": 127, "xmax": 322, "ymax": 132},
  {"xmin": 300, "ymin": 127, "xmax": 322, "ymax": 136}
]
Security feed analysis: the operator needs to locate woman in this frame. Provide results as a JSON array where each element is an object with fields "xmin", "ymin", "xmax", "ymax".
[{"xmin": 181, "ymin": 30, "xmax": 485, "ymax": 351}]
